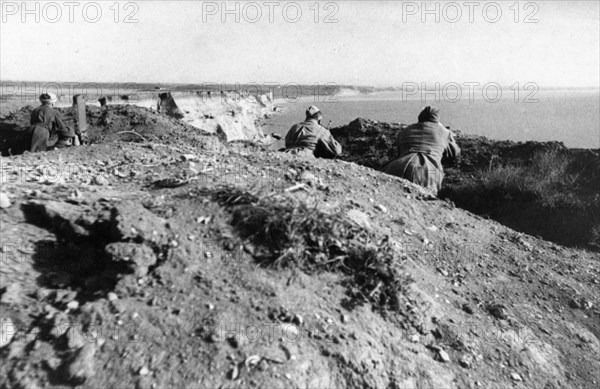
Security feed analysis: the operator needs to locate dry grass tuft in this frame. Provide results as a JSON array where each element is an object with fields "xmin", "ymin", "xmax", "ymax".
[
  {"xmin": 211, "ymin": 186, "xmax": 411, "ymax": 313},
  {"xmin": 448, "ymin": 150, "xmax": 581, "ymax": 207}
]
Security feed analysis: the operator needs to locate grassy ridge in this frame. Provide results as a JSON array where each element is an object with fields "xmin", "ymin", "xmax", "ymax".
[{"xmin": 442, "ymin": 147, "xmax": 600, "ymax": 249}]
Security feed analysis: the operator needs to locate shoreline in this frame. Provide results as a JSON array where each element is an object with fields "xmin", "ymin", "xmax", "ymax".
[{"xmin": 264, "ymin": 91, "xmax": 600, "ymax": 149}]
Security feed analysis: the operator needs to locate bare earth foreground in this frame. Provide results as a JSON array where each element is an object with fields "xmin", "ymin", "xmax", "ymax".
[{"xmin": 1, "ymin": 105, "xmax": 599, "ymax": 388}]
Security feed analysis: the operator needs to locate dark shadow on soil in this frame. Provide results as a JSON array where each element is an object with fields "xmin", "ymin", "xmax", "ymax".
[
  {"xmin": 29, "ymin": 239, "xmax": 130, "ymax": 304},
  {"xmin": 21, "ymin": 203, "xmax": 133, "ymax": 303}
]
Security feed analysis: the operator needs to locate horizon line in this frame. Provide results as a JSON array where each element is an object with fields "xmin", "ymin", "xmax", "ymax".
[{"xmin": 1, "ymin": 79, "xmax": 599, "ymax": 91}]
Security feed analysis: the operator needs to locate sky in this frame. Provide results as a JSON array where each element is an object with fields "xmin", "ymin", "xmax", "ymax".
[{"xmin": 1, "ymin": 0, "xmax": 599, "ymax": 87}]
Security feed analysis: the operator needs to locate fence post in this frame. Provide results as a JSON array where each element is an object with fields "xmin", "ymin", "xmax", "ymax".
[{"xmin": 73, "ymin": 94, "xmax": 87, "ymax": 142}]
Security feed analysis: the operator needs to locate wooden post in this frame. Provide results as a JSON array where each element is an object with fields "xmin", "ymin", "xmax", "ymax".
[{"xmin": 72, "ymin": 94, "xmax": 87, "ymax": 142}]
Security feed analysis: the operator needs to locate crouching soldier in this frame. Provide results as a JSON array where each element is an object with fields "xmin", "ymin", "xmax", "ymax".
[
  {"xmin": 383, "ymin": 106, "xmax": 460, "ymax": 195},
  {"xmin": 29, "ymin": 93, "xmax": 77, "ymax": 152},
  {"xmin": 284, "ymin": 106, "xmax": 342, "ymax": 158}
]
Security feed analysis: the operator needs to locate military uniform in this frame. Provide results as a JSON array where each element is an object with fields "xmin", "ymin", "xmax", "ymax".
[
  {"xmin": 29, "ymin": 104, "xmax": 75, "ymax": 152},
  {"xmin": 383, "ymin": 108, "xmax": 460, "ymax": 194},
  {"xmin": 284, "ymin": 119, "xmax": 342, "ymax": 158}
]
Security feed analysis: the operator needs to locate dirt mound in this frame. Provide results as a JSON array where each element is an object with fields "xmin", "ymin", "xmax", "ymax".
[
  {"xmin": 0, "ymin": 105, "xmax": 225, "ymax": 156},
  {"xmin": 1, "ymin": 114, "xmax": 599, "ymax": 388},
  {"xmin": 330, "ymin": 118, "xmax": 402, "ymax": 169}
]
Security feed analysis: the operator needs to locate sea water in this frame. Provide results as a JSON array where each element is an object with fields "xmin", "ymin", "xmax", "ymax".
[{"xmin": 263, "ymin": 88, "xmax": 600, "ymax": 149}]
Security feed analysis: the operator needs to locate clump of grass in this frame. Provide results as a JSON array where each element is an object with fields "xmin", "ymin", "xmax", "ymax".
[
  {"xmin": 456, "ymin": 150, "xmax": 580, "ymax": 207},
  {"xmin": 211, "ymin": 186, "xmax": 411, "ymax": 313}
]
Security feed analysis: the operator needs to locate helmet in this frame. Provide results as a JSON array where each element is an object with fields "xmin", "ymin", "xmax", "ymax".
[
  {"xmin": 306, "ymin": 105, "xmax": 320, "ymax": 116},
  {"xmin": 305, "ymin": 105, "xmax": 323, "ymax": 122},
  {"xmin": 39, "ymin": 92, "xmax": 58, "ymax": 104}
]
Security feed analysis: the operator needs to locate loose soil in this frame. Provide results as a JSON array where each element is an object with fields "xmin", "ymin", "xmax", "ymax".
[{"xmin": 1, "ymin": 107, "xmax": 599, "ymax": 388}]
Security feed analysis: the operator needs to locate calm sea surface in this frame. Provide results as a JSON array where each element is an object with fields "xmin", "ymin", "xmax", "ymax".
[{"xmin": 263, "ymin": 89, "xmax": 600, "ymax": 149}]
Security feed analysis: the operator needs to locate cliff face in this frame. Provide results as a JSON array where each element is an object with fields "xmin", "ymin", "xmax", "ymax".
[
  {"xmin": 1, "ymin": 109, "xmax": 599, "ymax": 388},
  {"xmin": 104, "ymin": 91, "xmax": 275, "ymax": 143}
]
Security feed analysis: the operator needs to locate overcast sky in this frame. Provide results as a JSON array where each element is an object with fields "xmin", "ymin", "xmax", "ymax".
[{"xmin": 1, "ymin": 0, "xmax": 598, "ymax": 87}]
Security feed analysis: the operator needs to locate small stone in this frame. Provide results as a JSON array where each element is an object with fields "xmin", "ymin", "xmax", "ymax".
[
  {"xmin": 375, "ymin": 204, "xmax": 388, "ymax": 213},
  {"xmin": 438, "ymin": 349, "xmax": 450, "ymax": 362},
  {"xmin": 487, "ymin": 304, "xmax": 508, "ymax": 320},
  {"xmin": 281, "ymin": 324, "xmax": 299, "ymax": 338},
  {"xmin": 228, "ymin": 365, "xmax": 240, "ymax": 380},
  {"xmin": 510, "ymin": 372, "xmax": 523, "ymax": 381},
  {"xmin": 67, "ymin": 301, "xmax": 79, "ymax": 310},
  {"xmin": 459, "ymin": 354, "xmax": 473, "ymax": 368},
  {"xmin": 462, "ymin": 304, "xmax": 474, "ymax": 314},
  {"xmin": 569, "ymin": 298, "xmax": 581, "ymax": 309},
  {"xmin": 139, "ymin": 366, "xmax": 150, "ymax": 376},
  {"xmin": 0, "ymin": 193, "xmax": 11, "ymax": 208},
  {"xmin": 580, "ymin": 298, "xmax": 593, "ymax": 310},
  {"xmin": 293, "ymin": 314, "xmax": 304, "ymax": 326},
  {"xmin": 298, "ymin": 171, "xmax": 317, "ymax": 183},
  {"xmin": 196, "ymin": 216, "xmax": 211, "ymax": 224},
  {"xmin": 93, "ymin": 175, "xmax": 109, "ymax": 186},
  {"xmin": 346, "ymin": 209, "xmax": 371, "ymax": 230},
  {"xmin": 206, "ymin": 303, "xmax": 215, "ymax": 310},
  {"xmin": 107, "ymin": 292, "xmax": 118, "ymax": 302},
  {"xmin": 341, "ymin": 314, "xmax": 349, "ymax": 324}
]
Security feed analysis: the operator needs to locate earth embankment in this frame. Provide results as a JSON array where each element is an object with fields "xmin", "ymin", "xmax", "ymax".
[{"xmin": 1, "ymin": 108, "xmax": 599, "ymax": 388}]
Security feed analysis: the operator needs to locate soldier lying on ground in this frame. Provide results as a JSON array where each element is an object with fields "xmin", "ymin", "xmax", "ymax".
[
  {"xmin": 383, "ymin": 106, "xmax": 460, "ymax": 195},
  {"xmin": 283, "ymin": 105, "xmax": 342, "ymax": 158}
]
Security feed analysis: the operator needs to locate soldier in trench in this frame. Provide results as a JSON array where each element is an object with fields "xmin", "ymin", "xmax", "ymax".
[
  {"xmin": 29, "ymin": 93, "xmax": 77, "ymax": 152},
  {"xmin": 283, "ymin": 105, "xmax": 342, "ymax": 158},
  {"xmin": 383, "ymin": 106, "xmax": 460, "ymax": 195}
]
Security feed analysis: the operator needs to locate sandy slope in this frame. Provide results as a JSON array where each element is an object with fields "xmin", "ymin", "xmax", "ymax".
[{"xmin": 1, "ymin": 106, "xmax": 599, "ymax": 388}]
